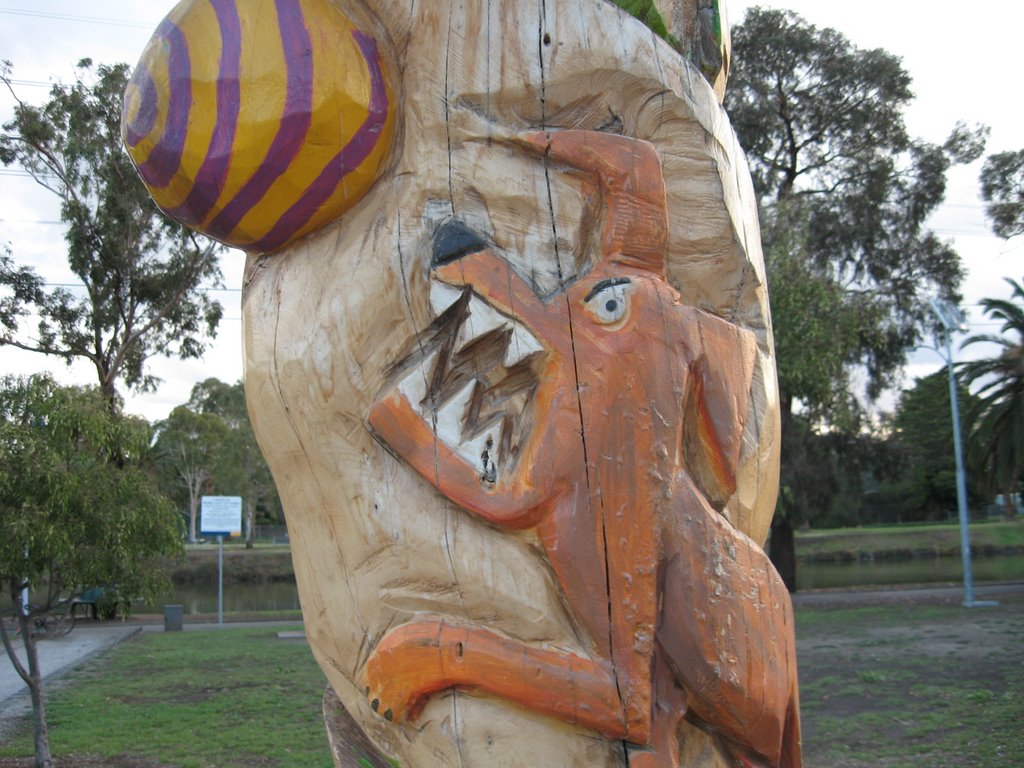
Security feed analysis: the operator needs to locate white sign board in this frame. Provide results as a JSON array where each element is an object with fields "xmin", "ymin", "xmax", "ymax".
[{"xmin": 201, "ymin": 496, "xmax": 242, "ymax": 536}]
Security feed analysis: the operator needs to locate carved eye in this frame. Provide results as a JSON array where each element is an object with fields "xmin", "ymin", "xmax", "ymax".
[{"xmin": 583, "ymin": 278, "xmax": 632, "ymax": 326}]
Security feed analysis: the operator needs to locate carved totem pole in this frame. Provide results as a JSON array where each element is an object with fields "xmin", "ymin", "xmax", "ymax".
[{"xmin": 123, "ymin": 1, "xmax": 801, "ymax": 766}]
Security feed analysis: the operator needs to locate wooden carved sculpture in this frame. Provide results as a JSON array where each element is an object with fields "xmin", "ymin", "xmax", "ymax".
[{"xmin": 124, "ymin": 1, "xmax": 800, "ymax": 766}]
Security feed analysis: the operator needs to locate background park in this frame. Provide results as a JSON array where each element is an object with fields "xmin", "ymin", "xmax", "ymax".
[{"xmin": 1, "ymin": 1, "xmax": 1022, "ymax": 767}]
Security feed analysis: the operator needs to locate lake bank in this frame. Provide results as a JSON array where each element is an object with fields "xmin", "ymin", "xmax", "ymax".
[
  {"xmin": 166, "ymin": 519, "xmax": 1024, "ymax": 587},
  {"xmin": 795, "ymin": 518, "xmax": 1024, "ymax": 562}
]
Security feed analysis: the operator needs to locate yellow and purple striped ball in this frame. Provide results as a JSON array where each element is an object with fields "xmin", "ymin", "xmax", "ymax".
[{"xmin": 122, "ymin": 0, "xmax": 395, "ymax": 253}]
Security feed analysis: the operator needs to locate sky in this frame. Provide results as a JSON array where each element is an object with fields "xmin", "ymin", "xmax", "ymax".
[{"xmin": 0, "ymin": 1, "xmax": 1022, "ymax": 422}]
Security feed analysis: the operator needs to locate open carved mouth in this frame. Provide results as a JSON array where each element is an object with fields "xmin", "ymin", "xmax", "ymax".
[{"xmin": 380, "ymin": 279, "xmax": 546, "ymax": 483}]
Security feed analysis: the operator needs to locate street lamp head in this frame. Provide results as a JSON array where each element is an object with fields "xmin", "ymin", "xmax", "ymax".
[{"xmin": 928, "ymin": 297, "xmax": 969, "ymax": 333}]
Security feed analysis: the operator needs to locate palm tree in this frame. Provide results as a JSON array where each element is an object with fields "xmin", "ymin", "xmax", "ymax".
[{"xmin": 958, "ymin": 278, "xmax": 1024, "ymax": 518}]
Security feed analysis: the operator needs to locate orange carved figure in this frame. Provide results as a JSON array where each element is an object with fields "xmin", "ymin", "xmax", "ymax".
[{"xmin": 365, "ymin": 130, "xmax": 801, "ymax": 768}]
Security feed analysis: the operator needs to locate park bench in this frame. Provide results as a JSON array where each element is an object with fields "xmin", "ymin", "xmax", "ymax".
[{"xmin": 70, "ymin": 587, "xmax": 105, "ymax": 620}]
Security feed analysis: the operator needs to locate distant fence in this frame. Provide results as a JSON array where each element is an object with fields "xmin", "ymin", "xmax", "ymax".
[{"xmin": 253, "ymin": 525, "xmax": 290, "ymax": 544}]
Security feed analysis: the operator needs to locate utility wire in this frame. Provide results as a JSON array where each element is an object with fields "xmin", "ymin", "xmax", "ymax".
[
  {"xmin": 0, "ymin": 169, "xmax": 57, "ymax": 178},
  {"xmin": 6, "ymin": 78, "xmax": 54, "ymax": 88},
  {"xmin": 0, "ymin": 8, "xmax": 155, "ymax": 30},
  {"xmin": 36, "ymin": 281, "xmax": 241, "ymax": 294}
]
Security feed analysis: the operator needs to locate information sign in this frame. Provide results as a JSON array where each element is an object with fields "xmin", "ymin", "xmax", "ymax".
[{"xmin": 201, "ymin": 496, "xmax": 242, "ymax": 536}]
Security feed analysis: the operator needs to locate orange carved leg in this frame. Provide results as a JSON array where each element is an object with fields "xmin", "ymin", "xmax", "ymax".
[
  {"xmin": 626, "ymin": 651, "xmax": 686, "ymax": 768},
  {"xmin": 363, "ymin": 616, "xmax": 632, "ymax": 740}
]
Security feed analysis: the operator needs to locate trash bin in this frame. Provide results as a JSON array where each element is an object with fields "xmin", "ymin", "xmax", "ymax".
[{"xmin": 164, "ymin": 604, "xmax": 184, "ymax": 632}]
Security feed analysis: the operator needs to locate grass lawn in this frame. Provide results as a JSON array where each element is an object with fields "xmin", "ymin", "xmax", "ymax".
[
  {"xmin": 1, "ymin": 593, "xmax": 1022, "ymax": 767},
  {"xmin": 796, "ymin": 518, "xmax": 1024, "ymax": 560},
  {"xmin": 0, "ymin": 627, "xmax": 333, "ymax": 768},
  {"xmin": 796, "ymin": 593, "xmax": 1024, "ymax": 767}
]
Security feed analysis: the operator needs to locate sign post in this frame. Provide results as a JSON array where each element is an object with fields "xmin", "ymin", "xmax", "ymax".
[{"xmin": 201, "ymin": 496, "xmax": 242, "ymax": 625}]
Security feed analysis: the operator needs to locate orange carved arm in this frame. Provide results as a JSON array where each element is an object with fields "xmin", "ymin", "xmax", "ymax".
[
  {"xmin": 363, "ymin": 616, "xmax": 632, "ymax": 740},
  {"xmin": 368, "ymin": 390, "xmax": 552, "ymax": 529}
]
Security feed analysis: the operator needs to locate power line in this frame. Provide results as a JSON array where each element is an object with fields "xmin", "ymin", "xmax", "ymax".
[
  {"xmin": 6, "ymin": 78, "xmax": 54, "ymax": 89},
  {"xmin": 941, "ymin": 203, "xmax": 987, "ymax": 211},
  {"xmin": 36, "ymin": 281, "xmax": 241, "ymax": 294},
  {"xmin": 0, "ymin": 169, "xmax": 57, "ymax": 179},
  {"xmin": 0, "ymin": 8, "xmax": 155, "ymax": 30}
]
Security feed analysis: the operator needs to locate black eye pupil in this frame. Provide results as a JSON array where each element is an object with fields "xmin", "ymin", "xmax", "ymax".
[{"xmin": 605, "ymin": 300, "xmax": 618, "ymax": 313}]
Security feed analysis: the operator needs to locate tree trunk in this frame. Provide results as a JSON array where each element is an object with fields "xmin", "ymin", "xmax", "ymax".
[
  {"xmin": 1002, "ymin": 482, "xmax": 1018, "ymax": 520},
  {"xmin": 188, "ymin": 494, "xmax": 198, "ymax": 543},
  {"xmin": 245, "ymin": 498, "xmax": 256, "ymax": 549},
  {"xmin": 19, "ymin": 614, "xmax": 53, "ymax": 768},
  {"xmin": 769, "ymin": 516, "xmax": 797, "ymax": 593},
  {"xmin": 771, "ymin": 397, "xmax": 799, "ymax": 593}
]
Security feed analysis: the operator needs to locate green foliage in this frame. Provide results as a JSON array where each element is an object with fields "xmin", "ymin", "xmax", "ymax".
[
  {"xmin": 725, "ymin": 8, "xmax": 990, "ymax": 589},
  {"xmin": 777, "ymin": 413, "xmax": 898, "ymax": 531},
  {"xmin": 608, "ymin": 0, "xmax": 679, "ymax": 47},
  {"xmin": 726, "ymin": 9, "xmax": 987, "ymax": 572},
  {"xmin": 0, "ymin": 60, "xmax": 223, "ymax": 407},
  {"xmin": 876, "ymin": 371, "xmax": 983, "ymax": 521},
  {"xmin": 154, "ymin": 404, "xmax": 232, "ymax": 543},
  {"xmin": 980, "ymin": 149, "xmax": 1024, "ymax": 239},
  {"xmin": 764, "ymin": 206, "xmax": 870, "ymax": 424},
  {"xmin": 186, "ymin": 379, "xmax": 282, "ymax": 545},
  {"xmin": 154, "ymin": 379, "xmax": 281, "ymax": 545},
  {"xmin": 959, "ymin": 278, "xmax": 1024, "ymax": 515},
  {"xmin": 0, "ymin": 373, "xmax": 184, "ymax": 765},
  {"xmin": 0, "ymin": 374, "xmax": 183, "ymax": 605},
  {"xmin": 729, "ymin": 8, "xmax": 986, "ymax": 410}
]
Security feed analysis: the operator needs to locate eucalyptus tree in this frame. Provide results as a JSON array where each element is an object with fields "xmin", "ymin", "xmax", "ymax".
[
  {"xmin": 0, "ymin": 374, "xmax": 182, "ymax": 767},
  {"xmin": 0, "ymin": 60, "xmax": 222, "ymax": 411},
  {"xmin": 186, "ymin": 379, "xmax": 281, "ymax": 547},
  {"xmin": 980, "ymin": 149, "xmax": 1024, "ymax": 240},
  {"xmin": 154, "ymin": 405, "xmax": 231, "ymax": 544},
  {"xmin": 727, "ymin": 7, "xmax": 986, "ymax": 586},
  {"xmin": 882, "ymin": 370, "xmax": 983, "ymax": 521}
]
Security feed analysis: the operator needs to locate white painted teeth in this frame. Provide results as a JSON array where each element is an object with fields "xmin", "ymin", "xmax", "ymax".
[
  {"xmin": 391, "ymin": 281, "xmax": 545, "ymax": 479},
  {"xmin": 428, "ymin": 282, "xmax": 543, "ymax": 367}
]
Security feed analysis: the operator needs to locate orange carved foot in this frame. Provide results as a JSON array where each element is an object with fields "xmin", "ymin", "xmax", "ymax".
[{"xmin": 363, "ymin": 616, "xmax": 634, "ymax": 739}]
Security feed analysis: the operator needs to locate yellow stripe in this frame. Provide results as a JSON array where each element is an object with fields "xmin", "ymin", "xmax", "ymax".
[
  {"xmin": 127, "ymin": 0, "xmax": 395, "ymax": 251},
  {"xmin": 152, "ymin": 1, "xmax": 222, "ymax": 209},
  {"xmin": 209, "ymin": 0, "xmax": 288, "ymax": 232},
  {"xmin": 231, "ymin": 0, "xmax": 371, "ymax": 244},
  {"xmin": 123, "ymin": 34, "xmax": 170, "ymax": 172}
]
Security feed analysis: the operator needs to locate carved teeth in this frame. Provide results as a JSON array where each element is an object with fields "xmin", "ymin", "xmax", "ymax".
[
  {"xmin": 429, "ymin": 282, "xmax": 543, "ymax": 367},
  {"xmin": 433, "ymin": 380, "xmax": 498, "ymax": 479},
  {"xmin": 389, "ymin": 280, "xmax": 544, "ymax": 480}
]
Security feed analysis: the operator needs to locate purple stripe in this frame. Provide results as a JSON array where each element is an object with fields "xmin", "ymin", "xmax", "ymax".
[
  {"xmin": 205, "ymin": 0, "xmax": 314, "ymax": 242},
  {"xmin": 136, "ymin": 19, "xmax": 192, "ymax": 189},
  {"xmin": 248, "ymin": 30, "xmax": 389, "ymax": 252},
  {"xmin": 124, "ymin": 66, "xmax": 158, "ymax": 147},
  {"xmin": 168, "ymin": 0, "xmax": 242, "ymax": 226}
]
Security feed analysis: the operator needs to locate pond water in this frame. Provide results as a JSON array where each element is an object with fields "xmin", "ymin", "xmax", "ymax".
[
  {"xmin": 140, "ymin": 580, "xmax": 301, "ymax": 615},
  {"xmin": 143, "ymin": 555, "xmax": 1024, "ymax": 614}
]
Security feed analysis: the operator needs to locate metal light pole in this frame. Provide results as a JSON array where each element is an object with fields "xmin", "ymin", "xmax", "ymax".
[{"xmin": 928, "ymin": 299, "xmax": 997, "ymax": 608}]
